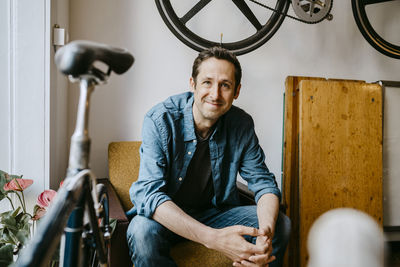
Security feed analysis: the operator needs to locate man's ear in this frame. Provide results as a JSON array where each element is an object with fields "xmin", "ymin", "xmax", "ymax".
[
  {"xmin": 190, "ymin": 77, "xmax": 196, "ymax": 92},
  {"xmin": 234, "ymin": 84, "xmax": 241, "ymax": 100}
]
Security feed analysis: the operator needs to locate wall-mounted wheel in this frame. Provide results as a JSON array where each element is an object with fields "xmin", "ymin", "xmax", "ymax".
[
  {"xmin": 155, "ymin": 0, "xmax": 290, "ymax": 55},
  {"xmin": 352, "ymin": 0, "xmax": 400, "ymax": 59}
]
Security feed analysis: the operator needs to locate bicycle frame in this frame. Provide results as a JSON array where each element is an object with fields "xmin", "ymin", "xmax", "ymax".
[
  {"xmin": 16, "ymin": 75, "xmax": 109, "ymax": 267},
  {"xmin": 15, "ymin": 39, "xmax": 133, "ymax": 267},
  {"xmin": 61, "ymin": 75, "xmax": 109, "ymax": 267}
]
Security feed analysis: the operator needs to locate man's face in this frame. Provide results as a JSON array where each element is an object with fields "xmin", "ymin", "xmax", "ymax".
[{"xmin": 190, "ymin": 57, "xmax": 241, "ymax": 127}]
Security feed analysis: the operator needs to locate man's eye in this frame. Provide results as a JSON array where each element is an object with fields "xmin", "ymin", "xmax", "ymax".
[
  {"xmin": 203, "ymin": 81, "xmax": 211, "ymax": 85},
  {"xmin": 222, "ymin": 83, "xmax": 231, "ymax": 88}
]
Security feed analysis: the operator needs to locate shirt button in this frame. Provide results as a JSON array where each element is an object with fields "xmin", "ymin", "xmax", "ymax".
[
  {"xmin": 178, "ymin": 177, "xmax": 183, "ymax": 181},
  {"xmin": 188, "ymin": 151, "xmax": 192, "ymax": 155}
]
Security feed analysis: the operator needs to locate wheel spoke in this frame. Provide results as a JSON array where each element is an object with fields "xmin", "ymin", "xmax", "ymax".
[
  {"xmin": 180, "ymin": 0, "xmax": 213, "ymax": 25},
  {"xmin": 360, "ymin": 0, "xmax": 397, "ymax": 6},
  {"xmin": 232, "ymin": 0, "xmax": 262, "ymax": 30},
  {"xmin": 310, "ymin": 2, "xmax": 315, "ymax": 16}
]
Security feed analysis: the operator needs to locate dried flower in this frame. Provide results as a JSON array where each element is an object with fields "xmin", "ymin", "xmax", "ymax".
[{"xmin": 32, "ymin": 206, "xmax": 46, "ymax": 221}]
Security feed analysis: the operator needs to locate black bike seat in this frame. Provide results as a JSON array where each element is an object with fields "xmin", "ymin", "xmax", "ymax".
[{"xmin": 55, "ymin": 40, "xmax": 134, "ymax": 77}]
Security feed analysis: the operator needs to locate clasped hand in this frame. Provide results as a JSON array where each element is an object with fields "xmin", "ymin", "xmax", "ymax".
[{"xmin": 208, "ymin": 225, "xmax": 275, "ymax": 267}]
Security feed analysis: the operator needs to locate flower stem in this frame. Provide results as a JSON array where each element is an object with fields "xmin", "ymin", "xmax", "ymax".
[
  {"xmin": 14, "ymin": 191, "xmax": 26, "ymax": 213},
  {"xmin": 5, "ymin": 195, "xmax": 15, "ymax": 210},
  {"xmin": 20, "ymin": 191, "xmax": 27, "ymax": 213}
]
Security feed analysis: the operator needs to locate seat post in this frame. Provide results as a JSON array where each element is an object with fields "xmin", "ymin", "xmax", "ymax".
[{"xmin": 67, "ymin": 77, "xmax": 96, "ymax": 177}]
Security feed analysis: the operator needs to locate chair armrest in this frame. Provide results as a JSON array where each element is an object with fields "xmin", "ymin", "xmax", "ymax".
[
  {"xmin": 237, "ymin": 181, "xmax": 255, "ymax": 205},
  {"xmin": 97, "ymin": 178, "xmax": 132, "ymax": 267}
]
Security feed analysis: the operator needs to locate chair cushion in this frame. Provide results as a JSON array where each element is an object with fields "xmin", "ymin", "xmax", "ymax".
[
  {"xmin": 171, "ymin": 241, "xmax": 231, "ymax": 266},
  {"xmin": 108, "ymin": 141, "xmax": 141, "ymax": 211}
]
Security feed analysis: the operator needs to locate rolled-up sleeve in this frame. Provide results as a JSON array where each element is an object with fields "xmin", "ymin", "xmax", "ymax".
[
  {"xmin": 239, "ymin": 120, "xmax": 281, "ymax": 203},
  {"xmin": 129, "ymin": 115, "xmax": 172, "ymax": 218}
]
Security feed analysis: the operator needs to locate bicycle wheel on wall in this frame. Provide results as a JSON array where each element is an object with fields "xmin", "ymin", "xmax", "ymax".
[
  {"xmin": 155, "ymin": 0, "xmax": 290, "ymax": 55},
  {"xmin": 352, "ymin": 0, "xmax": 400, "ymax": 59}
]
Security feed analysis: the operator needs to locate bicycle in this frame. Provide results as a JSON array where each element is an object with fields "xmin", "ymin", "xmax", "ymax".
[
  {"xmin": 15, "ymin": 40, "xmax": 134, "ymax": 267},
  {"xmin": 155, "ymin": 0, "xmax": 400, "ymax": 59}
]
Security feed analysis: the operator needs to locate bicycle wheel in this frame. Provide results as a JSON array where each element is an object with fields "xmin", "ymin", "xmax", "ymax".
[
  {"xmin": 87, "ymin": 183, "xmax": 110, "ymax": 267},
  {"xmin": 155, "ymin": 0, "xmax": 290, "ymax": 55},
  {"xmin": 352, "ymin": 0, "xmax": 400, "ymax": 59}
]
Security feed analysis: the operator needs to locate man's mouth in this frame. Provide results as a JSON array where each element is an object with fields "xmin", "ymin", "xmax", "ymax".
[{"xmin": 205, "ymin": 98, "xmax": 224, "ymax": 106}]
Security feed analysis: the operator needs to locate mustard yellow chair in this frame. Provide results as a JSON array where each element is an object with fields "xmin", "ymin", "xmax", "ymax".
[{"xmin": 107, "ymin": 141, "xmax": 251, "ymax": 266}]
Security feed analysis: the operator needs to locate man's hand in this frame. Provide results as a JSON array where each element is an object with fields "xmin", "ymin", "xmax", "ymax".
[
  {"xmin": 205, "ymin": 225, "xmax": 268, "ymax": 263},
  {"xmin": 232, "ymin": 228, "xmax": 275, "ymax": 267}
]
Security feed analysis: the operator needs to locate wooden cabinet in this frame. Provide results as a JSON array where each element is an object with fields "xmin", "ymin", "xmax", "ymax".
[{"xmin": 282, "ymin": 77, "xmax": 383, "ymax": 267}]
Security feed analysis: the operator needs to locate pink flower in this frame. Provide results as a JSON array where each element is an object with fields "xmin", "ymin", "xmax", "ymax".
[
  {"xmin": 33, "ymin": 189, "xmax": 57, "ymax": 220},
  {"xmin": 37, "ymin": 189, "xmax": 57, "ymax": 208},
  {"xmin": 3, "ymin": 178, "xmax": 33, "ymax": 192}
]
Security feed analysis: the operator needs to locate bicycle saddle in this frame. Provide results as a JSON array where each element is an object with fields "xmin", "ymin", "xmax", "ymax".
[{"xmin": 55, "ymin": 40, "xmax": 134, "ymax": 77}]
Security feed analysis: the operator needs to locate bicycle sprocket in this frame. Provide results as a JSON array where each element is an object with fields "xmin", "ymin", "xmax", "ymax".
[{"xmin": 292, "ymin": 0, "xmax": 333, "ymax": 23}]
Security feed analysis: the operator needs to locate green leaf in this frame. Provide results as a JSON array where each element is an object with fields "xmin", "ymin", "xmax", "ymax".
[
  {"xmin": 15, "ymin": 229, "xmax": 30, "ymax": 245},
  {"xmin": 7, "ymin": 231, "xmax": 18, "ymax": 245},
  {"xmin": 14, "ymin": 211, "xmax": 29, "ymax": 224},
  {"xmin": 0, "ymin": 243, "xmax": 13, "ymax": 266},
  {"xmin": 0, "ymin": 216, "xmax": 17, "ymax": 231},
  {"xmin": 0, "ymin": 170, "xmax": 23, "ymax": 204},
  {"xmin": 1, "ymin": 229, "xmax": 16, "ymax": 245},
  {"xmin": 0, "ymin": 170, "xmax": 8, "ymax": 201},
  {"xmin": 0, "ymin": 210, "xmax": 12, "ymax": 219},
  {"xmin": 18, "ymin": 214, "xmax": 31, "ymax": 228}
]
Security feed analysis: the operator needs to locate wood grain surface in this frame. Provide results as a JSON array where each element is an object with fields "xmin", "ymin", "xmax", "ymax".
[{"xmin": 298, "ymin": 80, "xmax": 383, "ymax": 266}]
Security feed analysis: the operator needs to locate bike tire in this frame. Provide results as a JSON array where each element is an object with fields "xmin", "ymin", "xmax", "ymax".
[
  {"xmin": 351, "ymin": 0, "xmax": 400, "ymax": 59},
  {"xmin": 88, "ymin": 183, "xmax": 110, "ymax": 267},
  {"xmin": 155, "ymin": 0, "xmax": 290, "ymax": 55}
]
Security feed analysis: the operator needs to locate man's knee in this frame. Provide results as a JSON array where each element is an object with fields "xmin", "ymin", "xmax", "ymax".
[
  {"xmin": 126, "ymin": 215, "xmax": 169, "ymax": 257},
  {"xmin": 127, "ymin": 216, "xmax": 177, "ymax": 266}
]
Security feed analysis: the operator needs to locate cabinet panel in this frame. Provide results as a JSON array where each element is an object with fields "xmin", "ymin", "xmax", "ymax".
[{"xmin": 283, "ymin": 77, "xmax": 383, "ymax": 267}]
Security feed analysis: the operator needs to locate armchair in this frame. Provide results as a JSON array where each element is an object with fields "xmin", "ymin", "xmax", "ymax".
[{"xmin": 106, "ymin": 141, "xmax": 256, "ymax": 266}]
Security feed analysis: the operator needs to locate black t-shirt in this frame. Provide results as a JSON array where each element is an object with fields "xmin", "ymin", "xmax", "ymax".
[{"xmin": 173, "ymin": 132, "xmax": 214, "ymax": 212}]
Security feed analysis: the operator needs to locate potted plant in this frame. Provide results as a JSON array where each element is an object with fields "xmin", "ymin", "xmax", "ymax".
[{"xmin": 0, "ymin": 170, "xmax": 57, "ymax": 266}]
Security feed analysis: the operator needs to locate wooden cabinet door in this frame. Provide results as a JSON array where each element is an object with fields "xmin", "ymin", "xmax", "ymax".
[{"xmin": 283, "ymin": 77, "xmax": 383, "ymax": 267}]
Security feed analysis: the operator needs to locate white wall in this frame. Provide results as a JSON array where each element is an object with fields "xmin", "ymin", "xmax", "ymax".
[
  {"xmin": 69, "ymin": 1, "xmax": 400, "ymax": 188},
  {"xmin": 0, "ymin": 0, "xmax": 69, "ymax": 212},
  {"xmin": 0, "ymin": 1, "xmax": 11, "ymax": 173},
  {"xmin": 0, "ymin": 0, "xmax": 51, "ymax": 210},
  {"xmin": 50, "ymin": 0, "xmax": 70, "ymax": 189}
]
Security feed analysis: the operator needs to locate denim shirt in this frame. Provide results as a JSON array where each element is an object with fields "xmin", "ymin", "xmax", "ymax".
[{"xmin": 128, "ymin": 92, "xmax": 281, "ymax": 218}]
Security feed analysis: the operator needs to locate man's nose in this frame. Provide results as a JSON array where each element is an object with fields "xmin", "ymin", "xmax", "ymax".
[{"xmin": 209, "ymin": 84, "xmax": 221, "ymax": 99}]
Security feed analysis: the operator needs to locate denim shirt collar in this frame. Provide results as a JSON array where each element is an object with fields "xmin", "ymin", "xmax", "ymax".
[{"xmin": 182, "ymin": 94, "xmax": 196, "ymax": 142}]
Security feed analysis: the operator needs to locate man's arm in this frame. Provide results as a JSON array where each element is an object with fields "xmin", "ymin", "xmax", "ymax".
[
  {"xmin": 257, "ymin": 193, "xmax": 279, "ymax": 236},
  {"xmin": 153, "ymin": 200, "xmax": 269, "ymax": 262}
]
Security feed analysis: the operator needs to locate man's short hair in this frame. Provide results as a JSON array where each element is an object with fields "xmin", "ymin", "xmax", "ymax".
[{"xmin": 191, "ymin": 47, "xmax": 242, "ymax": 91}]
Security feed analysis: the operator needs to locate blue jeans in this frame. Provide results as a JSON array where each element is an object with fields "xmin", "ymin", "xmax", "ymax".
[{"xmin": 127, "ymin": 206, "xmax": 291, "ymax": 267}]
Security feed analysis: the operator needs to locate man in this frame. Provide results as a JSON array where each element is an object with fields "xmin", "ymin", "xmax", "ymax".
[{"xmin": 127, "ymin": 47, "xmax": 291, "ymax": 267}]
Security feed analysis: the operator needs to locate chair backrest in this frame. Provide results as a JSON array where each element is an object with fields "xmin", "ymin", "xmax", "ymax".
[{"xmin": 108, "ymin": 141, "xmax": 141, "ymax": 211}]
